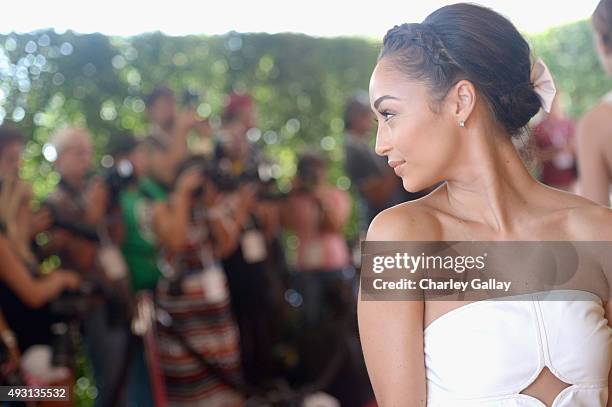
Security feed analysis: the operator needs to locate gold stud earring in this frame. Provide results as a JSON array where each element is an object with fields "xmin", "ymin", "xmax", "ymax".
[{"xmin": 459, "ymin": 120, "xmax": 465, "ymax": 127}]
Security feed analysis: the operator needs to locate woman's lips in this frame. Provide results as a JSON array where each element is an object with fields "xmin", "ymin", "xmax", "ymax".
[{"xmin": 388, "ymin": 160, "xmax": 406, "ymax": 175}]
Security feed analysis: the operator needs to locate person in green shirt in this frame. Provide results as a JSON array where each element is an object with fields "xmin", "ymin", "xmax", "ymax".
[
  {"xmin": 106, "ymin": 133, "xmax": 202, "ymax": 407},
  {"xmin": 108, "ymin": 134, "xmax": 201, "ymax": 292}
]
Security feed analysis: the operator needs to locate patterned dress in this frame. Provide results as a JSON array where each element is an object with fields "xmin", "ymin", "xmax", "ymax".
[{"xmin": 155, "ymin": 204, "xmax": 244, "ymax": 407}]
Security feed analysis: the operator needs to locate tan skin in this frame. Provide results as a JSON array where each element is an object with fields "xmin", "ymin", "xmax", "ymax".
[
  {"xmin": 147, "ymin": 95, "xmax": 213, "ymax": 179},
  {"xmin": 0, "ymin": 140, "xmax": 52, "ymax": 252},
  {"xmin": 0, "ymin": 140, "xmax": 81, "ymax": 310},
  {"xmin": 357, "ymin": 58, "xmax": 612, "ymax": 407},
  {"xmin": 281, "ymin": 166, "xmax": 349, "ymax": 234},
  {"xmin": 152, "ymin": 168, "xmax": 240, "ymax": 259},
  {"xmin": 577, "ymin": 30, "xmax": 612, "ymax": 206},
  {"xmin": 0, "ymin": 234, "xmax": 81, "ymax": 309},
  {"xmin": 140, "ymin": 141, "xmax": 241, "ymax": 258}
]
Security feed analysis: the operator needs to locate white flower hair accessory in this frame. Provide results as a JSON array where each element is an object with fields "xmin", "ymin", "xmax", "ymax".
[{"xmin": 530, "ymin": 58, "xmax": 557, "ymax": 113}]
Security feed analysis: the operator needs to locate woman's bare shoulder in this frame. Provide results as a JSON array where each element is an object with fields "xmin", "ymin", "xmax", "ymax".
[
  {"xmin": 532, "ymin": 185, "xmax": 612, "ymax": 239},
  {"xmin": 577, "ymin": 102, "xmax": 612, "ymax": 142},
  {"xmin": 561, "ymin": 194, "xmax": 612, "ymax": 240},
  {"xmin": 366, "ymin": 192, "xmax": 443, "ymax": 242}
]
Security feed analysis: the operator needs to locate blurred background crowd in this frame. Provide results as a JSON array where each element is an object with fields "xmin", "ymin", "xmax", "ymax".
[
  {"xmin": 0, "ymin": 82, "xmax": 425, "ymax": 407},
  {"xmin": 0, "ymin": 2, "xmax": 612, "ymax": 407}
]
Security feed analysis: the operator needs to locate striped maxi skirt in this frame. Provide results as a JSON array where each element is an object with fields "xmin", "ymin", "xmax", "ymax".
[{"xmin": 155, "ymin": 268, "xmax": 245, "ymax": 407}]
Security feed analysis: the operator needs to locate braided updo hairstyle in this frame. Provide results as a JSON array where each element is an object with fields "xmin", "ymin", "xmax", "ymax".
[{"xmin": 379, "ymin": 3, "xmax": 542, "ymax": 137}]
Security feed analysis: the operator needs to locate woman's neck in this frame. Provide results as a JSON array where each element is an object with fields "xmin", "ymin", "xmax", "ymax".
[{"xmin": 444, "ymin": 128, "xmax": 537, "ymax": 234}]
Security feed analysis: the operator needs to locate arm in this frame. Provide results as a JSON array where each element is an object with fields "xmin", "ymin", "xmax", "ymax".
[
  {"xmin": 0, "ymin": 235, "xmax": 80, "ymax": 309},
  {"xmin": 152, "ymin": 190, "xmax": 192, "ymax": 254},
  {"xmin": 215, "ymin": 184, "xmax": 258, "ymax": 257},
  {"xmin": 167, "ymin": 109, "xmax": 201, "ymax": 172},
  {"xmin": 358, "ymin": 284, "xmax": 426, "ymax": 406},
  {"xmin": 316, "ymin": 187, "xmax": 351, "ymax": 233},
  {"xmin": 152, "ymin": 167, "xmax": 203, "ymax": 253},
  {"xmin": 576, "ymin": 104, "xmax": 612, "ymax": 206},
  {"xmin": 207, "ymin": 206, "xmax": 238, "ymax": 259},
  {"xmin": 254, "ymin": 200, "xmax": 281, "ymax": 242},
  {"xmin": 569, "ymin": 205, "xmax": 612, "ymax": 406},
  {"xmin": 357, "ymin": 207, "xmax": 435, "ymax": 406},
  {"xmin": 84, "ymin": 178, "xmax": 109, "ymax": 225},
  {"xmin": 201, "ymin": 185, "xmax": 242, "ymax": 259}
]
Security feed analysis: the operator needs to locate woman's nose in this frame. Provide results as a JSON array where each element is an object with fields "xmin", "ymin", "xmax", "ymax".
[{"xmin": 374, "ymin": 129, "xmax": 392, "ymax": 157}]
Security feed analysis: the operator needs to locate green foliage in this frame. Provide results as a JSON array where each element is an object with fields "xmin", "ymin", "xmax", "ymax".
[
  {"xmin": 0, "ymin": 29, "xmax": 382, "ymax": 239},
  {"xmin": 529, "ymin": 21, "xmax": 612, "ymax": 117}
]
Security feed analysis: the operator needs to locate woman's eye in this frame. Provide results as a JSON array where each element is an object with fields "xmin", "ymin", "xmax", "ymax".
[{"xmin": 380, "ymin": 111, "xmax": 394, "ymax": 121}]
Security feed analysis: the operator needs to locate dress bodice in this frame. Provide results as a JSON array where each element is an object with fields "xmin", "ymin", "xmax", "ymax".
[{"xmin": 424, "ymin": 290, "xmax": 611, "ymax": 406}]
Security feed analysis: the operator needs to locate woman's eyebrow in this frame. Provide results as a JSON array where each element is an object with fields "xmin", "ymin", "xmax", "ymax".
[{"xmin": 373, "ymin": 95, "xmax": 400, "ymax": 110}]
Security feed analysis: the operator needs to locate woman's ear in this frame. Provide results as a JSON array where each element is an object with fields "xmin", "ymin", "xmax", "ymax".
[{"xmin": 447, "ymin": 80, "xmax": 476, "ymax": 127}]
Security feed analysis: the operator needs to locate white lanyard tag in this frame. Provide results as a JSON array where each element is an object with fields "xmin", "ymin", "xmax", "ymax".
[
  {"xmin": 240, "ymin": 229, "xmax": 267, "ymax": 263},
  {"xmin": 304, "ymin": 240, "xmax": 323, "ymax": 269},
  {"xmin": 200, "ymin": 263, "xmax": 228, "ymax": 303}
]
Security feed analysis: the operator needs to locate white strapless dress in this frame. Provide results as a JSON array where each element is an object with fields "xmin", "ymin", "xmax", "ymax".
[{"xmin": 424, "ymin": 290, "xmax": 612, "ymax": 406}]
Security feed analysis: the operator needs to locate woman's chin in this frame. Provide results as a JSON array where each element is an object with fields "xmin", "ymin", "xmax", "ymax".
[{"xmin": 400, "ymin": 176, "xmax": 423, "ymax": 193}]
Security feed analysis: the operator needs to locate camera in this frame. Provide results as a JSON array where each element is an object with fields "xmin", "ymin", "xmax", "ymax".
[
  {"xmin": 182, "ymin": 90, "xmax": 201, "ymax": 108},
  {"xmin": 294, "ymin": 153, "xmax": 325, "ymax": 194},
  {"xmin": 42, "ymin": 202, "xmax": 100, "ymax": 242}
]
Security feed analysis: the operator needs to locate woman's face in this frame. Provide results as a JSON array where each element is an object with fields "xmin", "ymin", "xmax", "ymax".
[
  {"xmin": 369, "ymin": 58, "xmax": 460, "ymax": 192},
  {"xmin": 593, "ymin": 31, "xmax": 612, "ymax": 75},
  {"xmin": 56, "ymin": 133, "xmax": 93, "ymax": 181}
]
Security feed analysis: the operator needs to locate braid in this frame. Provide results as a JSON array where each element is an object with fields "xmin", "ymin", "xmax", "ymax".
[
  {"xmin": 384, "ymin": 23, "xmax": 458, "ymax": 69},
  {"xmin": 381, "ymin": 23, "xmax": 462, "ymax": 105}
]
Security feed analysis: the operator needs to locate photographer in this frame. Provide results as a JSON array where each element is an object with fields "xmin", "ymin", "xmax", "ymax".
[
  {"xmin": 115, "ymin": 135, "xmax": 224, "ymax": 406},
  {"xmin": 0, "ymin": 124, "xmax": 80, "ymax": 340},
  {"xmin": 281, "ymin": 151, "xmax": 374, "ymax": 407},
  {"xmin": 41, "ymin": 127, "xmax": 127, "ymax": 407},
  {"xmin": 281, "ymin": 151, "xmax": 353, "ymax": 324},
  {"xmin": 215, "ymin": 92, "xmax": 285, "ymax": 386},
  {"xmin": 0, "ymin": 124, "xmax": 52, "ymax": 263},
  {"xmin": 0, "ymin": 126, "xmax": 80, "ymax": 391},
  {"xmin": 0, "ymin": 234, "xmax": 80, "ymax": 391},
  {"xmin": 153, "ymin": 156, "xmax": 245, "ymax": 406},
  {"xmin": 145, "ymin": 85, "xmax": 212, "ymax": 180}
]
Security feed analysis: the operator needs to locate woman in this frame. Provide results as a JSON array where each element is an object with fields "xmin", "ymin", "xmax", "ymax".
[
  {"xmin": 357, "ymin": 3, "xmax": 612, "ymax": 406},
  {"xmin": 153, "ymin": 156, "xmax": 244, "ymax": 407},
  {"xmin": 0, "ymin": 126, "xmax": 80, "ymax": 404},
  {"xmin": 577, "ymin": 0, "xmax": 612, "ymax": 206},
  {"xmin": 282, "ymin": 152, "xmax": 375, "ymax": 407}
]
